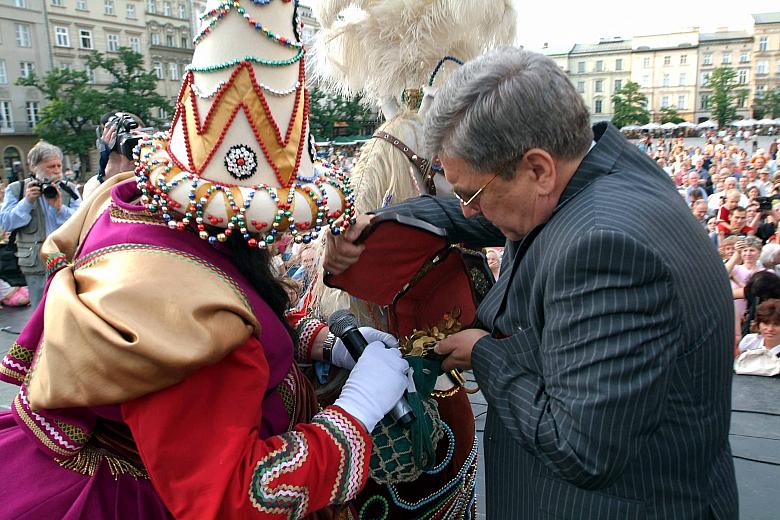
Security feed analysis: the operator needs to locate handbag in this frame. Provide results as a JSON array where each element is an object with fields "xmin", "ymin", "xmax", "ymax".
[{"xmin": 734, "ymin": 348, "xmax": 780, "ymax": 377}]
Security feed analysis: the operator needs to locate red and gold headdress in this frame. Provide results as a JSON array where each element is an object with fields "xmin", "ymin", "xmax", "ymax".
[{"xmin": 135, "ymin": 0, "xmax": 354, "ymax": 248}]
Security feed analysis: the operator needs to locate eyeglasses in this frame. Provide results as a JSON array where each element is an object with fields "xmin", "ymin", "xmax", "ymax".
[{"xmin": 453, "ymin": 172, "xmax": 500, "ymax": 207}]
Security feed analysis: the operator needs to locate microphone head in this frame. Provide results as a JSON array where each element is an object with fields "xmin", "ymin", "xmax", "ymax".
[{"xmin": 327, "ymin": 309, "xmax": 359, "ymax": 337}]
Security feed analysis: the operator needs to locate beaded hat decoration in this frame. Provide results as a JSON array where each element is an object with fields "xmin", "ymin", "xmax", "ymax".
[{"xmin": 135, "ymin": 0, "xmax": 354, "ymax": 248}]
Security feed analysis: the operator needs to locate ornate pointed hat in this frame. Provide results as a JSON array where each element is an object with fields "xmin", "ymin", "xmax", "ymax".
[{"xmin": 134, "ymin": 0, "xmax": 354, "ymax": 248}]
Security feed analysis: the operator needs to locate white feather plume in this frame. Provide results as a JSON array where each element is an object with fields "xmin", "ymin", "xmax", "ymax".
[{"xmin": 311, "ymin": 0, "xmax": 518, "ymax": 103}]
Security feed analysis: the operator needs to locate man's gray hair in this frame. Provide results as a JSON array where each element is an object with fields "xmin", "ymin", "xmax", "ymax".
[
  {"xmin": 27, "ymin": 141, "xmax": 63, "ymax": 169},
  {"xmin": 424, "ymin": 47, "xmax": 593, "ymax": 179}
]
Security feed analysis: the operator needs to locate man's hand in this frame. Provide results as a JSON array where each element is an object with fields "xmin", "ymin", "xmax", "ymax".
[
  {"xmin": 434, "ymin": 328, "xmax": 490, "ymax": 371},
  {"xmin": 24, "ymin": 181, "xmax": 41, "ymax": 204},
  {"xmin": 323, "ymin": 214, "xmax": 372, "ymax": 275}
]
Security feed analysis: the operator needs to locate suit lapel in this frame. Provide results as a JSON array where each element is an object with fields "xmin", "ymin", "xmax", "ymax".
[{"xmin": 479, "ymin": 123, "xmax": 626, "ymax": 332}]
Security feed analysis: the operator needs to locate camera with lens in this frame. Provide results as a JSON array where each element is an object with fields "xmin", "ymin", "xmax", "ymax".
[
  {"xmin": 30, "ymin": 177, "xmax": 78, "ymax": 200},
  {"xmin": 756, "ymin": 196, "xmax": 776, "ymax": 211},
  {"xmin": 98, "ymin": 112, "xmax": 152, "ymax": 161}
]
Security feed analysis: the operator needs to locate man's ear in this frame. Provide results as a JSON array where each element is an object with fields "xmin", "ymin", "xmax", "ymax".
[{"xmin": 523, "ymin": 149, "xmax": 556, "ymax": 195}]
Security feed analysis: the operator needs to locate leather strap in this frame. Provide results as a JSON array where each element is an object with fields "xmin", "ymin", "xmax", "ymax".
[{"xmin": 372, "ymin": 131, "xmax": 437, "ymax": 195}]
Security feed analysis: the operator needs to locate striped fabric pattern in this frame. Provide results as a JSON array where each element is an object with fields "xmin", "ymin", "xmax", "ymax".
[{"xmin": 377, "ymin": 123, "xmax": 738, "ymax": 519}]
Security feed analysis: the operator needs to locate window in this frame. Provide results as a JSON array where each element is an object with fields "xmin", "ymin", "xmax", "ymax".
[
  {"xmin": 147, "ymin": 0, "xmax": 155, "ymax": 12},
  {"xmin": 159, "ymin": 106, "xmax": 167, "ymax": 119},
  {"xmin": 678, "ymin": 73, "xmax": 686, "ymax": 86},
  {"xmin": 15, "ymin": 24, "xmax": 31, "ymax": 47},
  {"xmin": 104, "ymin": 0, "xmax": 114, "ymax": 14},
  {"xmin": 126, "ymin": 3, "xmax": 136, "ymax": 18},
  {"xmin": 55, "ymin": 26, "xmax": 70, "ymax": 47},
  {"xmin": 51, "ymin": 0, "xmax": 63, "ymax": 6},
  {"xmin": 76, "ymin": 0, "xmax": 87, "ymax": 9},
  {"xmin": 59, "ymin": 61, "xmax": 72, "ymax": 71},
  {"xmin": 738, "ymin": 69, "xmax": 748, "ymax": 84},
  {"xmin": 641, "ymin": 75, "xmax": 650, "ymax": 88},
  {"xmin": 180, "ymin": 36, "xmax": 188, "ymax": 48},
  {"xmin": 757, "ymin": 60, "xmax": 768, "ymax": 74},
  {"xmin": 663, "ymin": 55, "xmax": 671, "ymax": 66},
  {"xmin": 740, "ymin": 52, "xmax": 749, "ymax": 63},
  {"xmin": 79, "ymin": 29, "xmax": 93, "ymax": 49},
  {"xmin": 759, "ymin": 36, "xmax": 768, "ymax": 52},
  {"xmin": 168, "ymin": 62, "xmax": 179, "ymax": 80},
  {"xmin": 576, "ymin": 81, "xmax": 585, "ymax": 94},
  {"xmin": 737, "ymin": 95, "xmax": 745, "ymax": 108},
  {"xmin": 0, "ymin": 101, "xmax": 13, "ymax": 129},
  {"xmin": 594, "ymin": 79, "xmax": 603, "ymax": 93},
  {"xmin": 722, "ymin": 52, "xmax": 731, "ymax": 64},
  {"xmin": 594, "ymin": 99, "xmax": 603, "ymax": 114},
  {"xmin": 615, "ymin": 58, "xmax": 623, "ymax": 71},
  {"xmin": 19, "ymin": 62, "xmax": 35, "ymax": 78},
  {"xmin": 703, "ymin": 53, "xmax": 712, "ymax": 65},
  {"xmin": 614, "ymin": 79, "xmax": 622, "ymax": 91},
  {"xmin": 84, "ymin": 63, "xmax": 95, "ymax": 83},
  {"xmin": 129, "ymin": 36, "xmax": 141, "ymax": 53},
  {"xmin": 701, "ymin": 72, "xmax": 710, "ymax": 86},
  {"xmin": 643, "ymin": 57, "xmax": 650, "ymax": 68},
  {"xmin": 0, "ymin": 61, "xmax": 7, "ymax": 84},
  {"xmin": 700, "ymin": 94, "xmax": 709, "ymax": 109},
  {"xmin": 107, "ymin": 33, "xmax": 119, "ymax": 51},
  {"xmin": 661, "ymin": 96, "xmax": 669, "ymax": 108},
  {"xmin": 178, "ymin": 2, "xmax": 185, "ymax": 18},
  {"xmin": 677, "ymin": 95, "xmax": 686, "ymax": 110},
  {"xmin": 756, "ymin": 85, "xmax": 766, "ymax": 98},
  {"xmin": 151, "ymin": 32, "xmax": 160, "ymax": 45},
  {"xmin": 26, "ymin": 101, "xmax": 39, "ymax": 127},
  {"xmin": 577, "ymin": 61, "xmax": 585, "ymax": 74},
  {"xmin": 777, "ymin": 61, "xmax": 780, "ymax": 74},
  {"xmin": 662, "ymin": 73, "xmax": 670, "ymax": 87},
  {"xmin": 595, "ymin": 60, "xmax": 603, "ymax": 72},
  {"xmin": 13, "ymin": 0, "xmax": 26, "ymax": 7},
  {"xmin": 163, "ymin": 0, "xmax": 171, "ymax": 15},
  {"xmin": 680, "ymin": 54, "xmax": 687, "ymax": 65},
  {"xmin": 166, "ymin": 34, "xmax": 174, "ymax": 47},
  {"xmin": 153, "ymin": 62, "xmax": 162, "ymax": 79}
]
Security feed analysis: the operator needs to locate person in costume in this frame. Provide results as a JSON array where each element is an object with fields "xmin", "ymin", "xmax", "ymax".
[
  {"xmin": 300, "ymin": 2, "xmax": 517, "ymax": 518},
  {"xmin": 0, "ymin": 1, "xmax": 411, "ymax": 518}
]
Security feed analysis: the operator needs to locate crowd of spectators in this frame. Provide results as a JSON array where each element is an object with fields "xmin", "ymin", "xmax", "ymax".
[{"xmin": 642, "ymin": 133, "xmax": 780, "ymax": 364}]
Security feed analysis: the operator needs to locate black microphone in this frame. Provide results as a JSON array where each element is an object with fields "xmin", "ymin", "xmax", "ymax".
[{"xmin": 328, "ymin": 310, "xmax": 415, "ymax": 426}]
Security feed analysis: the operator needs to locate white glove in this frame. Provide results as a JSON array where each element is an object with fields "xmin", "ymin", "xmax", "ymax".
[
  {"xmin": 331, "ymin": 327, "xmax": 399, "ymax": 369},
  {"xmin": 334, "ymin": 342, "xmax": 409, "ymax": 432}
]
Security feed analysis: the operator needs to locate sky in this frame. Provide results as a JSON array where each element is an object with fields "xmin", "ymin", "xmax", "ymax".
[
  {"xmin": 514, "ymin": 0, "xmax": 780, "ymax": 50},
  {"xmin": 302, "ymin": 0, "xmax": 780, "ymax": 51}
]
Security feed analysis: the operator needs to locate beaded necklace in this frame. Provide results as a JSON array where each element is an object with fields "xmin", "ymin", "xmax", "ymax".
[
  {"xmin": 192, "ymin": 78, "xmax": 300, "ymax": 98},
  {"xmin": 186, "ymin": 51, "xmax": 303, "ymax": 72},
  {"xmin": 195, "ymin": 0, "xmax": 303, "ymax": 49}
]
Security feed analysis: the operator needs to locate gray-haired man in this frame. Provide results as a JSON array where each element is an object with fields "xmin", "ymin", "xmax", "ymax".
[
  {"xmin": 0, "ymin": 141, "xmax": 81, "ymax": 307},
  {"xmin": 326, "ymin": 47, "xmax": 737, "ymax": 519}
]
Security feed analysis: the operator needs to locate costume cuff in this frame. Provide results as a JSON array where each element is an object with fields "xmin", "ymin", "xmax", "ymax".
[{"xmin": 295, "ymin": 317, "xmax": 326, "ymax": 363}]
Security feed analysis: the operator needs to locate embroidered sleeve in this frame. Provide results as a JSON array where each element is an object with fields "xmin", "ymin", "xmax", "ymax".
[
  {"xmin": 122, "ymin": 336, "xmax": 371, "ymax": 520},
  {"xmin": 291, "ymin": 316, "xmax": 326, "ymax": 363}
]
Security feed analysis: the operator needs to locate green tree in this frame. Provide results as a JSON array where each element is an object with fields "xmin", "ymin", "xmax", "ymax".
[
  {"xmin": 308, "ymin": 87, "xmax": 374, "ymax": 141},
  {"xmin": 659, "ymin": 106, "xmax": 685, "ymax": 124},
  {"xmin": 705, "ymin": 67, "xmax": 746, "ymax": 127},
  {"xmin": 16, "ymin": 68, "xmax": 105, "ymax": 173},
  {"xmin": 87, "ymin": 47, "xmax": 172, "ymax": 127},
  {"xmin": 754, "ymin": 86, "xmax": 780, "ymax": 119},
  {"xmin": 611, "ymin": 81, "xmax": 650, "ymax": 128}
]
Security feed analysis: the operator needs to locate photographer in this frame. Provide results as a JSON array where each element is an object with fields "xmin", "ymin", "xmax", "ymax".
[
  {"xmin": 83, "ymin": 111, "xmax": 147, "ymax": 198},
  {"xmin": 0, "ymin": 141, "xmax": 80, "ymax": 308}
]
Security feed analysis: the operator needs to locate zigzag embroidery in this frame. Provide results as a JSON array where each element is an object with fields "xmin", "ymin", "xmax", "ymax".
[
  {"xmin": 249, "ymin": 432, "xmax": 310, "ymax": 518},
  {"xmin": 19, "ymin": 386, "xmax": 78, "ymax": 451}
]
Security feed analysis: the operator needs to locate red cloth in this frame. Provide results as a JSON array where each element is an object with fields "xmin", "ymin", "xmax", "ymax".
[
  {"xmin": 122, "ymin": 336, "xmax": 371, "ymax": 519},
  {"xmin": 717, "ymin": 223, "xmax": 752, "ymax": 236}
]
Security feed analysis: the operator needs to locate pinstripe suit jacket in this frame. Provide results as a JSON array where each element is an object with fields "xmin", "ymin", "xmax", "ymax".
[{"xmin": 377, "ymin": 123, "xmax": 738, "ymax": 519}]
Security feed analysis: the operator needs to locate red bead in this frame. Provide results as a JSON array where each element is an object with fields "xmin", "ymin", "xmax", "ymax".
[{"xmin": 248, "ymin": 238, "xmax": 258, "ymax": 248}]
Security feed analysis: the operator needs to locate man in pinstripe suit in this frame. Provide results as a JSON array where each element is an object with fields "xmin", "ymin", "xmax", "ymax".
[{"xmin": 326, "ymin": 48, "xmax": 738, "ymax": 519}]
